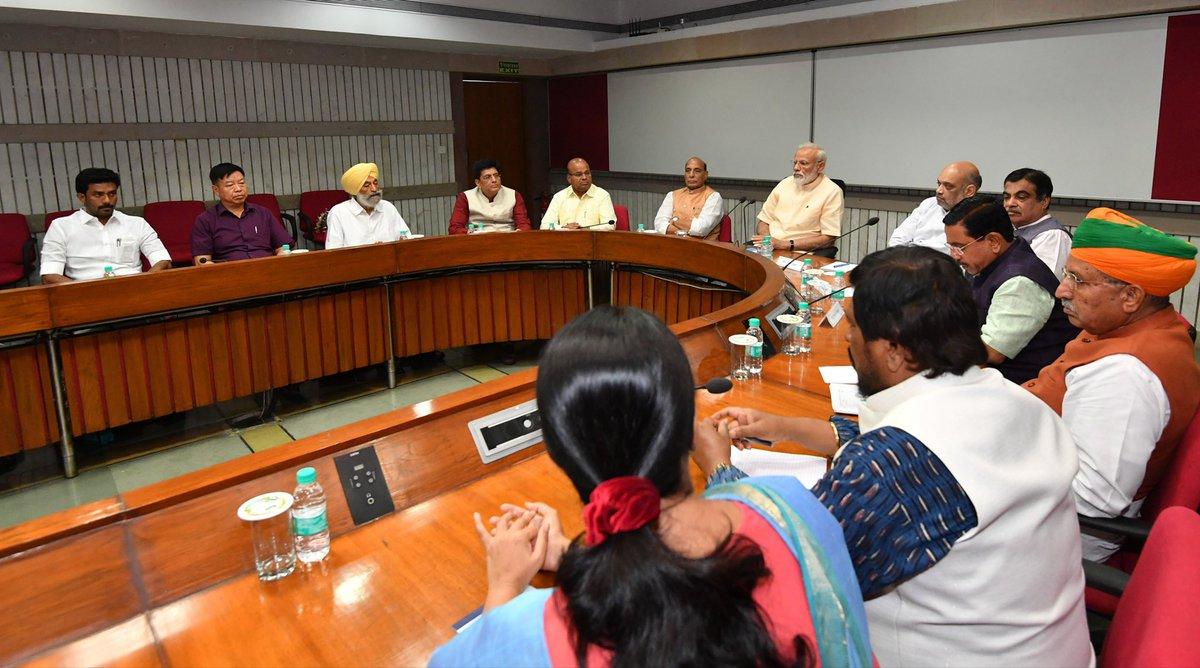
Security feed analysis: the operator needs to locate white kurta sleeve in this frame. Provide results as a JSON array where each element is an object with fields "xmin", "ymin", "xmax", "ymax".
[
  {"xmin": 652, "ymin": 192, "xmax": 674, "ymax": 233},
  {"xmin": 689, "ymin": 191, "xmax": 724, "ymax": 237}
]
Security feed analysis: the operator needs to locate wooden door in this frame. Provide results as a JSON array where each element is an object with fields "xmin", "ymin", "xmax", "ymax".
[{"xmin": 463, "ymin": 80, "xmax": 528, "ymax": 201}]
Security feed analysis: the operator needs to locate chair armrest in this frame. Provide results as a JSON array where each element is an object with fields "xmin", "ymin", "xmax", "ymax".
[
  {"xmin": 1083, "ymin": 558, "xmax": 1130, "ymax": 598},
  {"xmin": 280, "ymin": 212, "xmax": 298, "ymax": 245},
  {"xmin": 1078, "ymin": 514, "xmax": 1151, "ymax": 543}
]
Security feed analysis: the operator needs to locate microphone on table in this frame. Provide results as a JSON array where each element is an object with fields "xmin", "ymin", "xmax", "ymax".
[
  {"xmin": 695, "ymin": 377, "xmax": 733, "ymax": 394},
  {"xmin": 725, "ymin": 197, "xmax": 754, "ymax": 222},
  {"xmin": 778, "ymin": 216, "xmax": 880, "ymax": 273},
  {"xmin": 576, "ymin": 220, "xmax": 616, "ymax": 229}
]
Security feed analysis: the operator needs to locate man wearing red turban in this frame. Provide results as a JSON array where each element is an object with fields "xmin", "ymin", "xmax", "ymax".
[{"xmin": 1024, "ymin": 208, "xmax": 1200, "ymax": 561}]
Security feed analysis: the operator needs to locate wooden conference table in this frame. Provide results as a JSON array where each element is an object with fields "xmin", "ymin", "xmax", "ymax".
[{"xmin": 0, "ymin": 232, "xmax": 852, "ymax": 666}]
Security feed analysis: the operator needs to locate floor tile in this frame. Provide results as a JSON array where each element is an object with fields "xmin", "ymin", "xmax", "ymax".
[
  {"xmin": 395, "ymin": 363, "xmax": 453, "ymax": 386},
  {"xmin": 240, "ymin": 423, "xmax": 295, "ymax": 453},
  {"xmin": 109, "ymin": 433, "xmax": 251, "ymax": 493},
  {"xmin": 458, "ymin": 364, "xmax": 508, "ymax": 383},
  {"xmin": 0, "ymin": 467, "xmax": 118, "ymax": 529},
  {"xmin": 281, "ymin": 371, "xmax": 479, "ymax": 440},
  {"xmin": 488, "ymin": 358, "xmax": 539, "ymax": 374}
]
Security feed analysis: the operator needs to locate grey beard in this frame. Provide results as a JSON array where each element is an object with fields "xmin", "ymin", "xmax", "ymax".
[{"xmin": 356, "ymin": 192, "xmax": 382, "ymax": 208}]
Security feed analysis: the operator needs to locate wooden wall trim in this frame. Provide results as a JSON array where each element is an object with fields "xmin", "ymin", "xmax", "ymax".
[
  {"xmin": 0, "ymin": 120, "xmax": 453, "ymax": 143},
  {"xmin": 547, "ymin": 0, "xmax": 1200, "ymax": 75},
  {"xmin": 0, "ymin": 22, "xmax": 554, "ymax": 76}
]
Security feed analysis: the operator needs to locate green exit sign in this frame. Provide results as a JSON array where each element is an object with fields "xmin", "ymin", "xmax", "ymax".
[{"xmin": 498, "ymin": 61, "xmax": 519, "ymax": 74}]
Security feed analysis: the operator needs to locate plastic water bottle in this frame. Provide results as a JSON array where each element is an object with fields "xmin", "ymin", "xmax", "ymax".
[
  {"xmin": 547, "ymin": 222, "xmax": 556, "ymax": 230},
  {"xmin": 102, "ymin": 265, "xmax": 115, "ymax": 279},
  {"xmin": 280, "ymin": 244, "xmax": 291, "ymax": 255},
  {"xmin": 832, "ymin": 270, "xmax": 846, "ymax": 304},
  {"xmin": 760, "ymin": 235, "xmax": 773, "ymax": 257},
  {"xmin": 746, "ymin": 318, "xmax": 763, "ymax": 376},
  {"xmin": 796, "ymin": 303, "xmax": 813, "ymax": 353},
  {"xmin": 802, "ymin": 258, "xmax": 813, "ymax": 272},
  {"xmin": 292, "ymin": 466, "xmax": 330, "ymax": 563}
]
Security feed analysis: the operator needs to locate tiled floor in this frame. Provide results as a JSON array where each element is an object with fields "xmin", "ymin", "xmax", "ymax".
[{"xmin": 0, "ymin": 343, "xmax": 543, "ymax": 529}]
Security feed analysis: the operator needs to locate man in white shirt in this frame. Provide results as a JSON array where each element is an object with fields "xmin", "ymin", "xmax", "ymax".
[
  {"xmin": 1003, "ymin": 168, "xmax": 1072, "ymax": 275},
  {"xmin": 888, "ymin": 161, "xmax": 980, "ymax": 250},
  {"xmin": 653, "ymin": 157, "xmax": 723, "ymax": 238},
  {"xmin": 40, "ymin": 168, "xmax": 172, "ymax": 283},
  {"xmin": 541, "ymin": 158, "xmax": 616, "ymax": 230},
  {"xmin": 325, "ymin": 162, "xmax": 411, "ymax": 249}
]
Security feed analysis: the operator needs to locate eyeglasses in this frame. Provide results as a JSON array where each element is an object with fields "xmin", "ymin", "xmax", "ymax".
[
  {"xmin": 1061, "ymin": 269, "xmax": 1127, "ymax": 289},
  {"xmin": 945, "ymin": 235, "xmax": 986, "ymax": 256}
]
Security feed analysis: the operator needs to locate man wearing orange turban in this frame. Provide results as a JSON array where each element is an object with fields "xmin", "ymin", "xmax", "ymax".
[
  {"xmin": 325, "ymin": 162, "xmax": 412, "ymax": 249},
  {"xmin": 1024, "ymin": 208, "xmax": 1199, "ymax": 562}
]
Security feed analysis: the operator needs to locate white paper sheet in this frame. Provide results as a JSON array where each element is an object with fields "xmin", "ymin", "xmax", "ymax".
[
  {"xmin": 819, "ymin": 365, "xmax": 859, "ymax": 385},
  {"xmin": 829, "ymin": 383, "xmax": 865, "ymax": 415},
  {"xmin": 730, "ymin": 447, "xmax": 829, "ymax": 489}
]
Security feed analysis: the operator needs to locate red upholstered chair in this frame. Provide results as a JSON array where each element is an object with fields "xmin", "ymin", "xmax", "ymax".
[
  {"xmin": 43, "ymin": 209, "xmax": 75, "ymax": 231},
  {"xmin": 0, "ymin": 213, "xmax": 35, "ymax": 288},
  {"xmin": 142, "ymin": 200, "xmax": 205, "ymax": 266},
  {"xmin": 1095, "ymin": 506, "xmax": 1200, "ymax": 667},
  {"xmin": 1084, "ymin": 404, "xmax": 1200, "ymax": 616},
  {"xmin": 613, "ymin": 204, "xmax": 630, "ymax": 231},
  {"xmin": 717, "ymin": 214, "xmax": 732, "ymax": 243},
  {"xmin": 298, "ymin": 190, "xmax": 348, "ymax": 248},
  {"xmin": 246, "ymin": 193, "xmax": 297, "ymax": 244}
]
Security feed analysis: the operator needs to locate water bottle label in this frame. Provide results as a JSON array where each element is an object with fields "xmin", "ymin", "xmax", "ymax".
[
  {"xmin": 749, "ymin": 344, "xmax": 763, "ymax": 358},
  {"xmin": 800, "ymin": 324, "xmax": 812, "ymax": 338},
  {"xmin": 293, "ymin": 510, "xmax": 328, "ymax": 536}
]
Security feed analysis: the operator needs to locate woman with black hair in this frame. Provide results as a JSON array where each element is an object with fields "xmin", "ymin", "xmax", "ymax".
[{"xmin": 430, "ymin": 306, "xmax": 872, "ymax": 667}]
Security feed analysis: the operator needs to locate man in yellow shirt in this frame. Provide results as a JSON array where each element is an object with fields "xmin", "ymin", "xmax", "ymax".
[
  {"xmin": 542, "ymin": 157, "xmax": 616, "ymax": 230},
  {"xmin": 754, "ymin": 143, "xmax": 844, "ymax": 251}
]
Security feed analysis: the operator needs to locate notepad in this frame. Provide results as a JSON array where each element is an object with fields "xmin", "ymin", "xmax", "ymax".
[
  {"xmin": 730, "ymin": 447, "xmax": 829, "ymax": 488},
  {"xmin": 819, "ymin": 365, "xmax": 859, "ymax": 385},
  {"xmin": 829, "ymin": 383, "xmax": 865, "ymax": 415}
]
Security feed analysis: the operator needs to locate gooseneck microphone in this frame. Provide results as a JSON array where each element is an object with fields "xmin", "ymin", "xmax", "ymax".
[
  {"xmin": 778, "ymin": 216, "xmax": 880, "ymax": 273},
  {"xmin": 724, "ymin": 197, "xmax": 754, "ymax": 223},
  {"xmin": 695, "ymin": 377, "xmax": 733, "ymax": 393}
]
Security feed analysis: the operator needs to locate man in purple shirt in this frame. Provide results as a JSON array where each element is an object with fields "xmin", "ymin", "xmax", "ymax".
[{"xmin": 191, "ymin": 163, "xmax": 292, "ymax": 264}]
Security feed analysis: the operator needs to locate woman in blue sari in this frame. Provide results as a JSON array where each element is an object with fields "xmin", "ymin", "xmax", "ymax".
[{"xmin": 431, "ymin": 306, "xmax": 872, "ymax": 667}]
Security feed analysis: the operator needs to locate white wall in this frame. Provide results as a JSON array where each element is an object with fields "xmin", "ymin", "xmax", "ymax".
[
  {"xmin": 814, "ymin": 14, "xmax": 1168, "ymax": 200},
  {"xmin": 608, "ymin": 53, "xmax": 813, "ymax": 181}
]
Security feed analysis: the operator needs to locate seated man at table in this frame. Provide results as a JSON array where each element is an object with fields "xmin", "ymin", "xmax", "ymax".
[
  {"xmin": 888, "ymin": 161, "xmax": 981, "ymax": 251},
  {"xmin": 754, "ymin": 143, "xmax": 842, "ymax": 252},
  {"xmin": 448, "ymin": 159, "xmax": 531, "ymax": 235},
  {"xmin": 325, "ymin": 162, "xmax": 411, "ymax": 249},
  {"xmin": 1024, "ymin": 208, "xmax": 1200, "ymax": 562},
  {"xmin": 541, "ymin": 157, "xmax": 616, "ymax": 230},
  {"xmin": 653, "ymin": 156, "xmax": 723, "ymax": 238},
  {"xmin": 944, "ymin": 195, "xmax": 1078, "ymax": 383},
  {"xmin": 40, "ymin": 168, "xmax": 172, "ymax": 283},
  {"xmin": 192, "ymin": 163, "xmax": 293, "ymax": 264},
  {"xmin": 1004, "ymin": 167, "xmax": 1072, "ymax": 275},
  {"xmin": 708, "ymin": 246, "xmax": 1092, "ymax": 667}
]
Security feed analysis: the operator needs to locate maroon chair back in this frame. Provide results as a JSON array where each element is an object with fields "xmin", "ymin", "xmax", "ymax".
[
  {"xmin": 1144, "ymin": 406, "xmax": 1200, "ymax": 519},
  {"xmin": 298, "ymin": 190, "xmax": 348, "ymax": 247},
  {"xmin": 0, "ymin": 213, "xmax": 33, "ymax": 287},
  {"xmin": 246, "ymin": 193, "xmax": 283, "ymax": 221},
  {"xmin": 1101, "ymin": 506, "xmax": 1200, "ymax": 667},
  {"xmin": 613, "ymin": 204, "xmax": 630, "ymax": 231},
  {"xmin": 43, "ymin": 209, "xmax": 75, "ymax": 231},
  {"xmin": 142, "ymin": 200, "xmax": 205, "ymax": 266},
  {"xmin": 717, "ymin": 214, "xmax": 732, "ymax": 243}
]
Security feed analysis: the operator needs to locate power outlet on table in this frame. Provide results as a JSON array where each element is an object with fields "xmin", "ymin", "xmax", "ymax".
[{"xmin": 334, "ymin": 445, "xmax": 396, "ymax": 525}]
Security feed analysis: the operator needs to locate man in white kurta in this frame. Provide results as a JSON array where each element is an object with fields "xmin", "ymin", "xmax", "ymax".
[
  {"xmin": 325, "ymin": 162, "xmax": 410, "ymax": 249},
  {"xmin": 653, "ymin": 156, "xmax": 723, "ymax": 238},
  {"xmin": 888, "ymin": 161, "xmax": 981, "ymax": 251}
]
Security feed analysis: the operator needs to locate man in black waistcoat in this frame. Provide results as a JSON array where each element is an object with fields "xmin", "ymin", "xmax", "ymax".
[{"xmin": 943, "ymin": 195, "xmax": 1079, "ymax": 383}]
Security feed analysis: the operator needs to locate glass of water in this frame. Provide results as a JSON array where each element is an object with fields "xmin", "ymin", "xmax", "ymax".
[
  {"xmin": 728, "ymin": 333, "xmax": 757, "ymax": 380},
  {"xmin": 775, "ymin": 313, "xmax": 805, "ymax": 355},
  {"xmin": 238, "ymin": 492, "xmax": 297, "ymax": 582}
]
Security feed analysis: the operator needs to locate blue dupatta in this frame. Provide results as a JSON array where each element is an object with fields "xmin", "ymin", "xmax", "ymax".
[{"xmin": 429, "ymin": 476, "xmax": 872, "ymax": 667}]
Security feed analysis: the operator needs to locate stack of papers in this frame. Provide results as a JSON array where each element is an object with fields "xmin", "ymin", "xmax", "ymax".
[
  {"xmin": 819, "ymin": 366, "xmax": 865, "ymax": 415},
  {"xmin": 730, "ymin": 447, "xmax": 829, "ymax": 488}
]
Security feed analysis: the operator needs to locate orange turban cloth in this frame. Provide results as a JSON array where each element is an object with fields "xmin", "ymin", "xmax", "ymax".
[
  {"xmin": 1070, "ymin": 208, "xmax": 1197, "ymax": 296},
  {"xmin": 341, "ymin": 163, "xmax": 378, "ymax": 195}
]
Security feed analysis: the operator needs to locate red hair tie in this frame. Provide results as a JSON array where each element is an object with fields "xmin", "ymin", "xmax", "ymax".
[{"xmin": 583, "ymin": 476, "xmax": 662, "ymax": 546}]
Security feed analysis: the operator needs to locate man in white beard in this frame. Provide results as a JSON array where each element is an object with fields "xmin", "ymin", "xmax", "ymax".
[{"xmin": 325, "ymin": 162, "xmax": 411, "ymax": 249}]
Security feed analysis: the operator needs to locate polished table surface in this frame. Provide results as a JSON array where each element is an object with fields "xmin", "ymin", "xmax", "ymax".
[{"xmin": 0, "ymin": 241, "xmax": 851, "ymax": 666}]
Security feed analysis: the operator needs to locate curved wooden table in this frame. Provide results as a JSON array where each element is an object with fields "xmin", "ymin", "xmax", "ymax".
[{"xmin": 0, "ymin": 234, "xmax": 852, "ymax": 666}]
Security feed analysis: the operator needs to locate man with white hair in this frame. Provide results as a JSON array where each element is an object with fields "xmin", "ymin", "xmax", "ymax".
[
  {"xmin": 325, "ymin": 162, "xmax": 411, "ymax": 249},
  {"xmin": 754, "ymin": 143, "xmax": 843, "ymax": 252}
]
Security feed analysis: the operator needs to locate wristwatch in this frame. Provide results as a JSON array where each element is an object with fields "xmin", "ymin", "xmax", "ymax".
[{"xmin": 789, "ymin": 239, "xmax": 795, "ymax": 252}]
